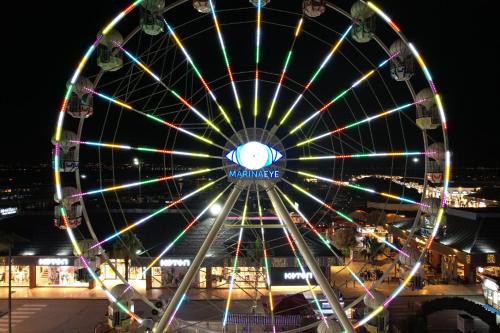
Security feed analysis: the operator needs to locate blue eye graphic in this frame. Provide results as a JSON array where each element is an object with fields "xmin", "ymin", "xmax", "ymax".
[{"xmin": 226, "ymin": 141, "xmax": 283, "ymax": 170}]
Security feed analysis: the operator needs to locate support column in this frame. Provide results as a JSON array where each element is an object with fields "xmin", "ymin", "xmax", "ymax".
[
  {"xmin": 206, "ymin": 266, "xmax": 213, "ymax": 289},
  {"xmin": 29, "ymin": 265, "xmax": 36, "ymax": 289},
  {"xmin": 265, "ymin": 184, "xmax": 355, "ymax": 333},
  {"xmin": 155, "ymin": 184, "xmax": 243, "ymax": 332},
  {"xmin": 146, "ymin": 269, "xmax": 152, "ymax": 291}
]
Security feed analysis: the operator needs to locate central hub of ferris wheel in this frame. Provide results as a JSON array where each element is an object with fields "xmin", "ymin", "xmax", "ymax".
[{"xmin": 222, "ymin": 128, "xmax": 286, "ymax": 186}]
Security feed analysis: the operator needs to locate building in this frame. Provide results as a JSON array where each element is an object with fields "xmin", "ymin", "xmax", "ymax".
[{"xmin": 389, "ymin": 207, "xmax": 500, "ymax": 284}]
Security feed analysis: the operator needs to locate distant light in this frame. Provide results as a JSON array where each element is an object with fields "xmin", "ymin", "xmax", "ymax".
[
  {"xmin": 210, "ymin": 203, "xmax": 222, "ymax": 216},
  {"xmin": 133, "ymin": 158, "xmax": 140, "ymax": 166},
  {"xmin": 135, "ymin": 249, "xmax": 141, "ymax": 255},
  {"xmin": 478, "ymin": 267, "xmax": 484, "ymax": 273},
  {"xmin": 412, "ymin": 157, "xmax": 419, "ymax": 163},
  {"xmin": 57, "ymin": 250, "xmax": 70, "ymax": 256},
  {"xmin": 22, "ymin": 251, "xmax": 35, "ymax": 256},
  {"xmin": 80, "ymin": 174, "xmax": 87, "ymax": 179}
]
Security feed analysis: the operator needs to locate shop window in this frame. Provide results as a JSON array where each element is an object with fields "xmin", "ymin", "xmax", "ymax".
[
  {"xmin": 0, "ymin": 265, "xmax": 29, "ymax": 287},
  {"xmin": 36, "ymin": 266, "xmax": 87, "ymax": 287}
]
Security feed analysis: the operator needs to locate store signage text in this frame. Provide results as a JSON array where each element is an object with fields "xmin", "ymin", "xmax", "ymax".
[
  {"xmin": 0, "ymin": 207, "xmax": 17, "ymax": 216},
  {"xmin": 228, "ymin": 169, "xmax": 280, "ymax": 179},
  {"xmin": 38, "ymin": 258, "xmax": 69, "ymax": 266},
  {"xmin": 160, "ymin": 259, "xmax": 191, "ymax": 267},
  {"xmin": 284, "ymin": 271, "xmax": 314, "ymax": 280}
]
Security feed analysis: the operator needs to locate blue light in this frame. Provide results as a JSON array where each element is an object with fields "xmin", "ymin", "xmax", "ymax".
[{"xmin": 226, "ymin": 141, "xmax": 283, "ymax": 170}]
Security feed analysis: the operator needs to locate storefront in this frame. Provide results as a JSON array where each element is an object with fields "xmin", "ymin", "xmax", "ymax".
[
  {"xmin": 480, "ymin": 275, "xmax": 499, "ymax": 310},
  {"xmin": 100, "ymin": 259, "xmax": 146, "ymax": 289},
  {"xmin": 36, "ymin": 258, "xmax": 87, "ymax": 287},
  {"xmin": 0, "ymin": 264, "xmax": 30, "ymax": 287}
]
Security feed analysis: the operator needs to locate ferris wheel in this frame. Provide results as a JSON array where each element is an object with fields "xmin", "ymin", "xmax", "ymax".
[{"xmin": 52, "ymin": 0, "xmax": 450, "ymax": 332}]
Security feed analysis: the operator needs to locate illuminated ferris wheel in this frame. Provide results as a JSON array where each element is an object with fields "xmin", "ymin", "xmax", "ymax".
[{"xmin": 52, "ymin": 0, "xmax": 450, "ymax": 332}]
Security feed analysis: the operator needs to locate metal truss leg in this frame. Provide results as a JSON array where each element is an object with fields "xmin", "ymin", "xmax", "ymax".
[
  {"xmin": 154, "ymin": 184, "xmax": 243, "ymax": 332},
  {"xmin": 265, "ymin": 184, "xmax": 356, "ymax": 333}
]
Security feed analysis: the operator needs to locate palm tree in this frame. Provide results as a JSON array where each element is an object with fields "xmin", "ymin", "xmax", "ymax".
[
  {"xmin": 110, "ymin": 232, "xmax": 143, "ymax": 281},
  {"xmin": 360, "ymin": 236, "xmax": 384, "ymax": 264},
  {"xmin": 332, "ymin": 228, "xmax": 358, "ymax": 258},
  {"xmin": 0, "ymin": 230, "xmax": 29, "ymax": 333}
]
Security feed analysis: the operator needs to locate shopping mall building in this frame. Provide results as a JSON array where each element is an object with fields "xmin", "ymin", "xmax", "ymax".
[{"xmin": 1, "ymin": 210, "xmax": 340, "ymax": 291}]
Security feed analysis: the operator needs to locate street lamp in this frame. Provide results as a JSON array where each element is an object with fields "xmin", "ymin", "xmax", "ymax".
[
  {"xmin": 133, "ymin": 158, "xmax": 141, "ymax": 202},
  {"xmin": 210, "ymin": 203, "xmax": 222, "ymax": 216}
]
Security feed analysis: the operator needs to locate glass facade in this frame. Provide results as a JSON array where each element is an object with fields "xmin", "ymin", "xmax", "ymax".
[
  {"xmin": 0, "ymin": 265, "xmax": 29, "ymax": 286},
  {"xmin": 36, "ymin": 266, "xmax": 87, "ymax": 287}
]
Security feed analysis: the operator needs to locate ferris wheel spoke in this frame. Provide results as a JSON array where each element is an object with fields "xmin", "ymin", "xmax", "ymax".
[
  {"xmin": 222, "ymin": 189, "xmax": 250, "ymax": 327},
  {"xmin": 281, "ymin": 178, "xmax": 410, "ymax": 258},
  {"xmin": 276, "ymin": 187, "xmax": 375, "ymax": 299},
  {"xmin": 88, "ymin": 176, "xmax": 226, "ymax": 250},
  {"xmin": 261, "ymin": 16, "xmax": 304, "ymax": 141},
  {"xmin": 142, "ymin": 184, "xmax": 233, "ymax": 276},
  {"xmin": 256, "ymin": 187, "xmax": 276, "ymax": 331},
  {"xmin": 71, "ymin": 139, "xmax": 222, "ymax": 159},
  {"xmin": 294, "ymin": 99, "xmax": 428, "ymax": 148},
  {"xmin": 73, "ymin": 167, "xmax": 220, "ymax": 198},
  {"xmin": 85, "ymin": 88, "xmax": 226, "ymax": 150},
  {"xmin": 162, "ymin": 19, "xmax": 243, "ymax": 143},
  {"xmin": 277, "ymin": 24, "xmax": 353, "ymax": 128},
  {"xmin": 252, "ymin": 0, "xmax": 263, "ymax": 130},
  {"xmin": 287, "ymin": 51, "xmax": 400, "ymax": 137},
  {"xmin": 275, "ymin": 214, "xmax": 330, "ymax": 327},
  {"xmin": 287, "ymin": 168, "xmax": 427, "ymax": 209},
  {"xmin": 289, "ymin": 150, "xmax": 427, "ymax": 161},
  {"xmin": 117, "ymin": 45, "xmax": 238, "ymax": 146},
  {"xmin": 208, "ymin": 0, "xmax": 243, "ymax": 115}
]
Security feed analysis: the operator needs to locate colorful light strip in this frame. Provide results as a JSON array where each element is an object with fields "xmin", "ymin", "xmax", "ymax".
[
  {"xmin": 295, "ymin": 170, "xmax": 429, "ymax": 208},
  {"xmin": 283, "ymin": 179, "xmax": 409, "ymax": 258},
  {"xmin": 354, "ymin": 262, "xmax": 421, "ymax": 328},
  {"xmin": 54, "ymin": 1, "xmax": 145, "ymax": 324},
  {"xmin": 366, "ymin": 1, "xmax": 401, "ymax": 32},
  {"xmin": 296, "ymin": 100, "xmax": 425, "ymax": 147},
  {"xmin": 143, "ymin": 185, "xmax": 231, "ymax": 274},
  {"xmin": 253, "ymin": 0, "xmax": 263, "ymax": 122},
  {"xmin": 208, "ymin": 0, "xmax": 242, "ymax": 111},
  {"xmin": 163, "ymin": 19, "xmax": 232, "ymax": 125},
  {"xmin": 277, "ymin": 217, "xmax": 329, "ymax": 327},
  {"xmin": 289, "ymin": 52, "xmax": 399, "ymax": 134},
  {"xmin": 256, "ymin": 189, "xmax": 276, "ymax": 332},
  {"xmin": 86, "ymin": 88, "xmax": 220, "ymax": 148},
  {"xmin": 166, "ymin": 293, "xmax": 187, "ymax": 329},
  {"xmin": 298, "ymin": 151, "xmax": 426, "ymax": 160},
  {"xmin": 277, "ymin": 189, "xmax": 374, "ymax": 299},
  {"xmin": 267, "ymin": 17, "xmax": 303, "ymax": 120},
  {"xmin": 279, "ymin": 25, "xmax": 352, "ymax": 126},
  {"xmin": 74, "ymin": 168, "xmax": 215, "ymax": 198},
  {"xmin": 89, "ymin": 178, "xmax": 221, "ymax": 250},
  {"xmin": 223, "ymin": 191, "xmax": 249, "ymax": 327},
  {"xmin": 118, "ymin": 46, "xmax": 224, "ymax": 135},
  {"xmin": 71, "ymin": 140, "xmax": 217, "ymax": 159}
]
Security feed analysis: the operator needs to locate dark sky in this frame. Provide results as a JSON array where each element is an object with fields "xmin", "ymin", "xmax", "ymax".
[{"xmin": 1, "ymin": 0, "xmax": 497, "ymax": 167}]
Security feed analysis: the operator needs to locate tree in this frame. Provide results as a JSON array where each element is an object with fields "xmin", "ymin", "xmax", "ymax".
[
  {"xmin": 110, "ymin": 232, "xmax": 143, "ymax": 281},
  {"xmin": 332, "ymin": 228, "xmax": 358, "ymax": 257},
  {"xmin": 0, "ymin": 230, "xmax": 29, "ymax": 333},
  {"xmin": 360, "ymin": 236, "xmax": 384, "ymax": 264}
]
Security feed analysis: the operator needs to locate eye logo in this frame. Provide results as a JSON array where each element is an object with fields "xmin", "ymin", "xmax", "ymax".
[{"xmin": 226, "ymin": 141, "xmax": 283, "ymax": 170}]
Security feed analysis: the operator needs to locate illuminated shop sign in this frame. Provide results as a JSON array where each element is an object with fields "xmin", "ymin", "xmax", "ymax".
[
  {"xmin": 38, "ymin": 258, "xmax": 70, "ymax": 266},
  {"xmin": 226, "ymin": 142, "xmax": 283, "ymax": 181},
  {"xmin": 0, "ymin": 207, "xmax": 17, "ymax": 216},
  {"xmin": 228, "ymin": 169, "xmax": 280, "ymax": 179},
  {"xmin": 284, "ymin": 271, "xmax": 313, "ymax": 280},
  {"xmin": 159, "ymin": 259, "xmax": 191, "ymax": 267},
  {"xmin": 270, "ymin": 267, "xmax": 317, "ymax": 286}
]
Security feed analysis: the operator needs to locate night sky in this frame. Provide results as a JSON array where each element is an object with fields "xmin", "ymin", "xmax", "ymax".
[{"xmin": 1, "ymin": 0, "xmax": 497, "ymax": 167}]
